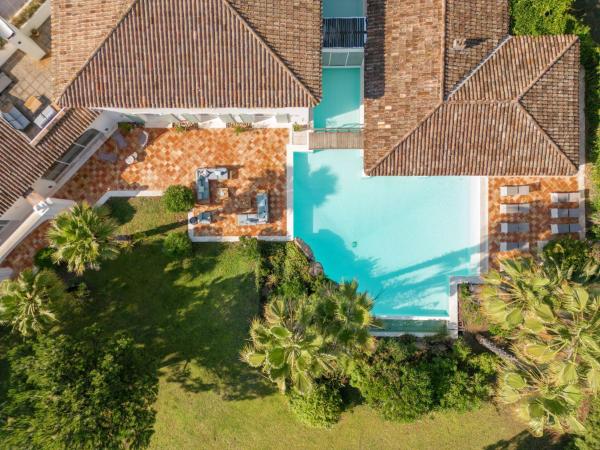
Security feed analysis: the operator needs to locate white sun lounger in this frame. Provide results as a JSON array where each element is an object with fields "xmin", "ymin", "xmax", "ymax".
[
  {"xmin": 500, "ymin": 185, "xmax": 529, "ymax": 197},
  {"xmin": 551, "ymin": 192, "xmax": 579, "ymax": 203},
  {"xmin": 550, "ymin": 208, "xmax": 580, "ymax": 219},
  {"xmin": 500, "ymin": 222, "xmax": 529, "ymax": 233},
  {"xmin": 551, "ymin": 223, "xmax": 582, "ymax": 234},
  {"xmin": 500, "ymin": 242, "xmax": 530, "ymax": 252},
  {"xmin": 500, "ymin": 203, "xmax": 530, "ymax": 214}
]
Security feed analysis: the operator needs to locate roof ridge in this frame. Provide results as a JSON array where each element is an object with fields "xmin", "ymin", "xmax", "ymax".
[
  {"xmin": 367, "ymin": 103, "xmax": 444, "ymax": 175},
  {"xmin": 446, "ymin": 35, "xmax": 512, "ymax": 100},
  {"xmin": 517, "ymin": 35, "xmax": 579, "ymax": 101},
  {"xmin": 56, "ymin": 0, "xmax": 139, "ymax": 103},
  {"xmin": 514, "ymin": 101, "xmax": 578, "ymax": 172},
  {"xmin": 221, "ymin": 0, "xmax": 318, "ymax": 103}
]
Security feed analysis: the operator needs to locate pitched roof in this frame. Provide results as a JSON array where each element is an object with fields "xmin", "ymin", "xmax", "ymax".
[
  {"xmin": 365, "ymin": 0, "xmax": 581, "ymax": 177},
  {"xmin": 53, "ymin": 0, "xmax": 321, "ymax": 109},
  {"xmin": 0, "ymin": 109, "xmax": 98, "ymax": 215}
]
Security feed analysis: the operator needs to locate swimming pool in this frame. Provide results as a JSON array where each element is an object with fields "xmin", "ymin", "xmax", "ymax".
[
  {"xmin": 312, "ymin": 68, "xmax": 362, "ymax": 129},
  {"xmin": 293, "ymin": 150, "xmax": 481, "ymax": 318}
]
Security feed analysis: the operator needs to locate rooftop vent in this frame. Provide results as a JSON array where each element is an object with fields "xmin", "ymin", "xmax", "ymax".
[{"xmin": 452, "ymin": 38, "xmax": 467, "ymax": 51}]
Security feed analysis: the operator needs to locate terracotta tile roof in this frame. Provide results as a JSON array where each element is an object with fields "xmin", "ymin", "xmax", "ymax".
[
  {"xmin": 52, "ymin": 0, "xmax": 135, "ymax": 100},
  {"xmin": 365, "ymin": 0, "xmax": 581, "ymax": 177},
  {"xmin": 0, "ymin": 109, "xmax": 99, "ymax": 215},
  {"xmin": 228, "ymin": 0, "xmax": 322, "ymax": 100},
  {"xmin": 54, "ymin": 0, "xmax": 321, "ymax": 109},
  {"xmin": 370, "ymin": 102, "xmax": 576, "ymax": 176},
  {"xmin": 444, "ymin": 0, "xmax": 509, "ymax": 96},
  {"xmin": 363, "ymin": 0, "xmax": 445, "ymax": 170}
]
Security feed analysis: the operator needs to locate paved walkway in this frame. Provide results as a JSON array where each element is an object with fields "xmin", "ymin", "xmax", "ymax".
[{"xmin": 4, "ymin": 127, "xmax": 289, "ymax": 273}]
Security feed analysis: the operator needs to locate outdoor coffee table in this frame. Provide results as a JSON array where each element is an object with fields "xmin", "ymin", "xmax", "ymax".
[{"xmin": 216, "ymin": 187, "xmax": 229, "ymax": 201}]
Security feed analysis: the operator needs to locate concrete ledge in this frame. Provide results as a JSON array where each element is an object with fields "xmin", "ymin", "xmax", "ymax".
[{"xmin": 95, "ymin": 190, "xmax": 163, "ymax": 207}]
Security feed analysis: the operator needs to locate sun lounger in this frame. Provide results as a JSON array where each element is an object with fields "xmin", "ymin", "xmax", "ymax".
[
  {"xmin": 500, "ymin": 222, "xmax": 529, "ymax": 233},
  {"xmin": 196, "ymin": 169, "xmax": 211, "ymax": 202},
  {"xmin": 500, "ymin": 203, "xmax": 530, "ymax": 214},
  {"xmin": 551, "ymin": 223, "xmax": 582, "ymax": 234},
  {"xmin": 550, "ymin": 208, "xmax": 580, "ymax": 219},
  {"xmin": 499, "ymin": 242, "xmax": 530, "ymax": 252},
  {"xmin": 500, "ymin": 185, "xmax": 529, "ymax": 197},
  {"xmin": 551, "ymin": 192, "xmax": 579, "ymax": 203}
]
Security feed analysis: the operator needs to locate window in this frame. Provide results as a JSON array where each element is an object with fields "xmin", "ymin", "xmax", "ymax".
[{"xmin": 43, "ymin": 129, "xmax": 101, "ymax": 181}]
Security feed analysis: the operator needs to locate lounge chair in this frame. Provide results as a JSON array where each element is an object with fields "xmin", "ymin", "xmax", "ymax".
[
  {"xmin": 499, "ymin": 242, "xmax": 530, "ymax": 252},
  {"xmin": 33, "ymin": 105, "xmax": 58, "ymax": 129},
  {"xmin": 500, "ymin": 222, "xmax": 529, "ymax": 233},
  {"xmin": 198, "ymin": 211, "xmax": 212, "ymax": 224},
  {"xmin": 97, "ymin": 152, "xmax": 118, "ymax": 163},
  {"xmin": 550, "ymin": 208, "xmax": 580, "ymax": 219},
  {"xmin": 551, "ymin": 192, "xmax": 579, "ymax": 203},
  {"xmin": 112, "ymin": 130, "xmax": 128, "ymax": 150},
  {"xmin": 500, "ymin": 185, "xmax": 529, "ymax": 197},
  {"xmin": 551, "ymin": 223, "xmax": 582, "ymax": 234},
  {"xmin": 256, "ymin": 192, "xmax": 269, "ymax": 224},
  {"xmin": 1, "ymin": 106, "xmax": 30, "ymax": 130},
  {"xmin": 196, "ymin": 169, "xmax": 211, "ymax": 202},
  {"xmin": 138, "ymin": 130, "xmax": 149, "ymax": 149},
  {"xmin": 500, "ymin": 203, "xmax": 530, "ymax": 214},
  {"xmin": 237, "ymin": 193, "xmax": 269, "ymax": 226}
]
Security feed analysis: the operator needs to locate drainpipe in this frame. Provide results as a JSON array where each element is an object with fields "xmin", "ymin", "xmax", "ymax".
[{"xmin": 0, "ymin": 17, "xmax": 45, "ymax": 60}]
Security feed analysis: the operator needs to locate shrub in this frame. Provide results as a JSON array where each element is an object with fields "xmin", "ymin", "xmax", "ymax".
[
  {"xmin": 34, "ymin": 247, "xmax": 55, "ymax": 270},
  {"xmin": 542, "ymin": 238, "xmax": 592, "ymax": 276},
  {"xmin": 0, "ymin": 327, "xmax": 158, "ymax": 449},
  {"xmin": 233, "ymin": 123, "xmax": 253, "ymax": 135},
  {"xmin": 163, "ymin": 232, "xmax": 192, "ymax": 257},
  {"xmin": 349, "ymin": 338, "xmax": 434, "ymax": 422},
  {"xmin": 118, "ymin": 122, "xmax": 136, "ymax": 134},
  {"xmin": 262, "ymin": 243, "xmax": 314, "ymax": 297},
  {"xmin": 239, "ymin": 236, "xmax": 260, "ymax": 260},
  {"xmin": 287, "ymin": 381, "xmax": 343, "ymax": 428},
  {"xmin": 349, "ymin": 337, "xmax": 496, "ymax": 422},
  {"xmin": 163, "ymin": 185, "xmax": 195, "ymax": 212},
  {"xmin": 10, "ymin": 0, "xmax": 46, "ymax": 28}
]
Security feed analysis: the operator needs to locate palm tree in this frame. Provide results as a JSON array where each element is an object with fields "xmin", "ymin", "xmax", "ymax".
[
  {"xmin": 0, "ymin": 269, "xmax": 66, "ymax": 337},
  {"xmin": 241, "ymin": 296, "xmax": 336, "ymax": 393},
  {"xmin": 481, "ymin": 256, "xmax": 600, "ymax": 436},
  {"xmin": 310, "ymin": 280, "xmax": 377, "ymax": 356},
  {"xmin": 47, "ymin": 202, "xmax": 119, "ymax": 275}
]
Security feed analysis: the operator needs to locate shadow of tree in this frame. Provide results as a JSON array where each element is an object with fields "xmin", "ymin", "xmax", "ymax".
[
  {"xmin": 107, "ymin": 197, "xmax": 137, "ymax": 225},
  {"xmin": 483, "ymin": 430, "xmax": 571, "ymax": 450},
  {"xmin": 72, "ymin": 241, "xmax": 275, "ymax": 401}
]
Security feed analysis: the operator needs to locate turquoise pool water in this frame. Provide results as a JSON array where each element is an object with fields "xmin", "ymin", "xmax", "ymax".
[
  {"xmin": 323, "ymin": 0, "xmax": 364, "ymax": 17},
  {"xmin": 293, "ymin": 150, "xmax": 480, "ymax": 318},
  {"xmin": 313, "ymin": 68, "xmax": 362, "ymax": 129}
]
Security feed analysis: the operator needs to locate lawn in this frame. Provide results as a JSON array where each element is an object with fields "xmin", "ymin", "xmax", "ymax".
[{"xmin": 65, "ymin": 198, "xmax": 555, "ymax": 449}]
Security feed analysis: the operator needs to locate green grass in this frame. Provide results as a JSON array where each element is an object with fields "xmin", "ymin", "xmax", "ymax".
[
  {"xmin": 106, "ymin": 197, "xmax": 187, "ymax": 236},
  {"xmin": 77, "ymin": 242, "xmax": 542, "ymax": 450},
  {"xmin": 51, "ymin": 199, "xmax": 557, "ymax": 449}
]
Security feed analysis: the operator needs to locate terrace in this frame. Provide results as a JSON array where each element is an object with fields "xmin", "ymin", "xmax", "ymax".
[
  {"xmin": 0, "ymin": 17, "xmax": 55, "ymax": 142},
  {"xmin": 3, "ymin": 127, "xmax": 289, "ymax": 272}
]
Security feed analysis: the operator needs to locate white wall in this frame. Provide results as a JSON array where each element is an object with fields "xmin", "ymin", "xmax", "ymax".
[{"xmin": 102, "ymin": 107, "xmax": 311, "ymax": 128}]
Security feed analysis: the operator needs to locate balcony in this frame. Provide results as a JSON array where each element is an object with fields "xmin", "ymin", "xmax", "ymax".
[{"xmin": 323, "ymin": 18, "xmax": 367, "ymax": 48}]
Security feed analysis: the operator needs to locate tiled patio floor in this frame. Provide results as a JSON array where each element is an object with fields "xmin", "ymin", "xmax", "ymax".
[
  {"xmin": 4, "ymin": 128, "xmax": 289, "ymax": 273},
  {"xmin": 488, "ymin": 176, "xmax": 581, "ymax": 267}
]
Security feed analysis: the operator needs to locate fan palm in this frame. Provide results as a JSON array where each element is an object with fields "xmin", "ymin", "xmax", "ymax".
[
  {"xmin": 0, "ymin": 269, "xmax": 66, "ymax": 337},
  {"xmin": 241, "ymin": 296, "xmax": 336, "ymax": 393},
  {"xmin": 310, "ymin": 280, "xmax": 377, "ymax": 355},
  {"xmin": 481, "ymin": 256, "xmax": 600, "ymax": 436},
  {"xmin": 47, "ymin": 202, "xmax": 119, "ymax": 275}
]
